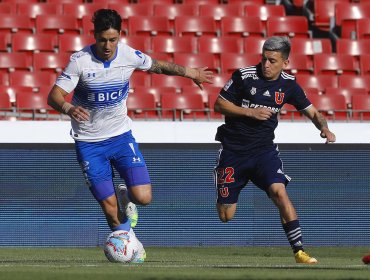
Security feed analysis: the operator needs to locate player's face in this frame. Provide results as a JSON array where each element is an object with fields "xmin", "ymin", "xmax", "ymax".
[
  {"xmin": 94, "ymin": 28, "xmax": 120, "ymax": 61},
  {"xmin": 261, "ymin": 51, "xmax": 289, "ymax": 81}
]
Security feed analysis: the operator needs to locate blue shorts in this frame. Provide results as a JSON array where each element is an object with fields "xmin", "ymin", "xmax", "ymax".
[
  {"xmin": 214, "ymin": 145, "xmax": 291, "ymax": 204},
  {"xmin": 75, "ymin": 131, "xmax": 151, "ymax": 202}
]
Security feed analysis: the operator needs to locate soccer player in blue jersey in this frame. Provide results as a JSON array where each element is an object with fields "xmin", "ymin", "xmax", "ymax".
[
  {"xmin": 47, "ymin": 9, "xmax": 213, "ymax": 263},
  {"xmin": 213, "ymin": 36, "xmax": 336, "ymax": 264}
]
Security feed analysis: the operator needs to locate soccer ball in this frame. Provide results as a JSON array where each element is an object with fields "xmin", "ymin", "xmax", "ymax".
[{"xmin": 104, "ymin": 230, "xmax": 138, "ymax": 263}]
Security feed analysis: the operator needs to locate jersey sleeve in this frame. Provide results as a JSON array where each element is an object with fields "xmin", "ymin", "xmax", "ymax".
[
  {"xmin": 55, "ymin": 54, "xmax": 80, "ymax": 94},
  {"xmin": 288, "ymin": 83, "xmax": 312, "ymax": 111},
  {"xmin": 125, "ymin": 45, "xmax": 152, "ymax": 71},
  {"xmin": 219, "ymin": 70, "xmax": 243, "ymax": 104}
]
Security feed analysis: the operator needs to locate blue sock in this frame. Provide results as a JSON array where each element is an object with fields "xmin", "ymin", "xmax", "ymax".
[
  {"xmin": 112, "ymin": 217, "xmax": 131, "ymax": 232},
  {"xmin": 283, "ymin": 219, "xmax": 304, "ymax": 253}
]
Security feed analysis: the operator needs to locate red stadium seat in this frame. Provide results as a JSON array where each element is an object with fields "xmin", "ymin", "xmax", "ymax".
[
  {"xmin": 127, "ymin": 92, "xmax": 159, "ymax": 120},
  {"xmin": 221, "ymin": 16, "xmax": 264, "ymax": 38},
  {"xmin": 0, "ymin": 33, "xmax": 10, "ymax": 52},
  {"xmin": 290, "ymin": 38, "xmax": 332, "ymax": 55},
  {"xmin": 338, "ymin": 75, "xmax": 370, "ymax": 92},
  {"xmin": 199, "ymin": 4, "xmax": 243, "ymax": 21},
  {"xmin": 311, "ymin": 0, "xmax": 347, "ymax": 32},
  {"xmin": 313, "ymin": 54, "xmax": 359, "ymax": 76},
  {"xmin": 360, "ymin": 55, "xmax": 370, "ymax": 76},
  {"xmin": 9, "ymin": 71, "xmax": 56, "ymax": 89},
  {"xmin": 17, "ymin": 3, "xmax": 62, "ymax": 23},
  {"xmin": 108, "ymin": 4, "xmax": 153, "ymax": 35},
  {"xmin": 58, "ymin": 34, "xmax": 94, "ymax": 53},
  {"xmin": 11, "ymin": 34, "xmax": 57, "ymax": 58},
  {"xmin": 129, "ymin": 71, "xmax": 151, "ymax": 88},
  {"xmin": 0, "ymin": 53, "xmax": 32, "ymax": 73},
  {"xmin": 81, "ymin": 15, "xmax": 94, "ymax": 36},
  {"xmin": 174, "ymin": 53, "xmax": 219, "ymax": 74},
  {"xmin": 326, "ymin": 87, "xmax": 367, "ymax": 109},
  {"xmin": 160, "ymin": 93, "xmax": 208, "ymax": 120},
  {"xmin": 334, "ymin": 2, "xmax": 370, "ymax": 38},
  {"xmin": 33, "ymin": 53, "xmax": 70, "ymax": 73},
  {"xmin": 62, "ymin": 3, "xmax": 105, "ymax": 20},
  {"xmin": 16, "ymin": 92, "xmax": 53, "ymax": 120},
  {"xmin": 356, "ymin": 18, "xmax": 370, "ymax": 39},
  {"xmin": 128, "ymin": 16, "xmax": 172, "ymax": 37},
  {"xmin": 266, "ymin": 16, "xmax": 310, "ymax": 38},
  {"xmin": 0, "ymin": 15, "xmax": 33, "ymax": 36},
  {"xmin": 211, "ymin": 73, "xmax": 232, "ymax": 88},
  {"xmin": 243, "ymin": 37, "xmax": 265, "ymax": 54},
  {"xmin": 181, "ymin": 86, "xmax": 220, "ymax": 106},
  {"xmin": 351, "ymin": 94, "xmax": 370, "ymax": 120},
  {"xmin": 0, "ymin": 93, "xmax": 12, "ymax": 119},
  {"xmin": 279, "ymin": 103, "xmax": 306, "ymax": 121},
  {"xmin": 151, "ymin": 75, "xmax": 193, "ymax": 89},
  {"xmin": 245, "ymin": 4, "xmax": 286, "ymax": 30},
  {"xmin": 35, "ymin": 15, "xmax": 80, "ymax": 35},
  {"xmin": 0, "ymin": 72, "xmax": 9, "ymax": 86},
  {"xmin": 181, "ymin": 0, "xmax": 220, "ymax": 4},
  {"xmin": 153, "ymin": 4, "xmax": 198, "ymax": 21},
  {"xmin": 136, "ymin": 0, "xmax": 175, "ymax": 3},
  {"xmin": 0, "ymin": 85, "xmax": 34, "ymax": 104},
  {"xmin": 131, "ymin": 86, "xmax": 176, "ymax": 107},
  {"xmin": 120, "ymin": 36, "xmax": 152, "ymax": 54},
  {"xmin": 285, "ymin": 54, "xmax": 313, "ymax": 75},
  {"xmin": 0, "ymin": 3, "xmax": 16, "ymax": 14},
  {"xmin": 220, "ymin": 53, "xmax": 261, "ymax": 74},
  {"xmin": 296, "ymin": 74, "xmax": 338, "ymax": 94},
  {"xmin": 149, "ymin": 52, "xmax": 174, "ymax": 62},
  {"xmin": 151, "ymin": 36, "xmax": 197, "ymax": 56},
  {"xmin": 175, "ymin": 16, "xmax": 218, "ymax": 37},
  {"xmin": 309, "ymin": 94, "xmax": 348, "ymax": 120},
  {"xmin": 198, "ymin": 37, "xmax": 243, "ymax": 55}
]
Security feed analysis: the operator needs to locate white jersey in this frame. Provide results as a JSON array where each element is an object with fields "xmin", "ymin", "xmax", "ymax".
[{"xmin": 56, "ymin": 42, "xmax": 152, "ymax": 142}]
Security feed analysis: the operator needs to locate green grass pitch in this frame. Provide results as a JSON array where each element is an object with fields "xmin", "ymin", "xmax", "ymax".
[{"xmin": 0, "ymin": 247, "xmax": 369, "ymax": 280}]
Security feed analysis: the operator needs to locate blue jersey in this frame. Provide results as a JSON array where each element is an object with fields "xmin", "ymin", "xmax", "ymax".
[{"xmin": 216, "ymin": 64, "xmax": 311, "ymax": 152}]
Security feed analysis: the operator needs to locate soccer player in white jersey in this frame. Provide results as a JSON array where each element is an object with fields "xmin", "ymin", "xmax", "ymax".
[
  {"xmin": 47, "ymin": 9, "xmax": 213, "ymax": 263},
  {"xmin": 213, "ymin": 36, "xmax": 336, "ymax": 264}
]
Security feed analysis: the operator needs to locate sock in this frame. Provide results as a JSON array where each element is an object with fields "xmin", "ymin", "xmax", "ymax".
[
  {"xmin": 283, "ymin": 219, "xmax": 304, "ymax": 253},
  {"xmin": 112, "ymin": 217, "xmax": 131, "ymax": 232}
]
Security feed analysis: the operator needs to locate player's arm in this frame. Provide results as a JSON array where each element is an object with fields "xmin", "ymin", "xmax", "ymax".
[
  {"xmin": 47, "ymin": 85, "xmax": 89, "ymax": 122},
  {"xmin": 214, "ymin": 97, "xmax": 275, "ymax": 121},
  {"xmin": 148, "ymin": 59, "xmax": 213, "ymax": 90},
  {"xmin": 302, "ymin": 105, "xmax": 336, "ymax": 143}
]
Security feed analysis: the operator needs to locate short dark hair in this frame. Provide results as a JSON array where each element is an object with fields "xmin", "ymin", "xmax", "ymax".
[
  {"xmin": 262, "ymin": 36, "xmax": 291, "ymax": 60},
  {"xmin": 92, "ymin": 9, "xmax": 122, "ymax": 34}
]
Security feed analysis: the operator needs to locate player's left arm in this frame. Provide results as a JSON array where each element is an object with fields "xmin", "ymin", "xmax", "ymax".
[
  {"xmin": 148, "ymin": 59, "xmax": 213, "ymax": 90},
  {"xmin": 302, "ymin": 105, "xmax": 336, "ymax": 143}
]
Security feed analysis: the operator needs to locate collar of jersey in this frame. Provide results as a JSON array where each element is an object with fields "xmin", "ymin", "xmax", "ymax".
[{"xmin": 90, "ymin": 44, "xmax": 118, "ymax": 68}]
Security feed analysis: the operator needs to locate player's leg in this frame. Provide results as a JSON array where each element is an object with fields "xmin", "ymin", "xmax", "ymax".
[{"xmin": 214, "ymin": 147, "xmax": 247, "ymax": 222}]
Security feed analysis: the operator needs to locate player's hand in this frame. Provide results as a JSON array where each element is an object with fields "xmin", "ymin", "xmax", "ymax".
[
  {"xmin": 249, "ymin": 107, "xmax": 276, "ymax": 120},
  {"xmin": 191, "ymin": 67, "xmax": 214, "ymax": 90},
  {"xmin": 69, "ymin": 106, "xmax": 90, "ymax": 123},
  {"xmin": 320, "ymin": 128, "xmax": 336, "ymax": 144}
]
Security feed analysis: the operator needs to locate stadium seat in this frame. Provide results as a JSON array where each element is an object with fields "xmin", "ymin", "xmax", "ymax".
[
  {"xmin": 244, "ymin": 4, "xmax": 286, "ymax": 30},
  {"xmin": 0, "ymin": 3, "xmax": 16, "ymax": 14},
  {"xmin": 129, "ymin": 71, "xmax": 151, "ymax": 88},
  {"xmin": 0, "ymin": 53, "xmax": 32, "ymax": 73},
  {"xmin": 266, "ymin": 16, "xmax": 310, "ymax": 38},
  {"xmin": 313, "ymin": 54, "xmax": 359, "ymax": 76},
  {"xmin": 360, "ymin": 55, "xmax": 370, "ymax": 76},
  {"xmin": 296, "ymin": 74, "xmax": 338, "ymax": 94},
  {"xmin": 108, "ymin": 4, "xmax": 153, "ymax": 35},
  {"xmin": 0, "ymin": 15, "xmax": 33, "ymax": 36},
  {"xmin": 35, "ymin": 15, "xmax": 80, "ymax": 35},
  {"xmin": 181, "ymin": 85, "xmax": 221, "ymax": 106},
  {"xmin": 336, "ymin": 39, "xmax": 370, "ymax": 69},
  {"xmin": 0, "ymin": 93, "xmax": 13, "ymax": 120},
  {"xmin": 279, "ymin": 103, "xmax": 306, "ymax": 121},
  {"xmin": 310, "ymin": 0, "xmax": 347, "ymax": 32},
  {"xmin": 62, "ymin": 3, "xmax": 105, "ymax": 20},
  {"xmin": 9, "ymin": 71, "xmax": 56, "ymax": 89},
  {"xmin": 0, "ymin": 72, "xmax": 9, "ymax": 86},
  {"xmin": 325, "ymin": 87, "xmax": 367, "ymax": 108},
  {"xmin": 81, "ymin": 15, "xmax": 94, "ymax": 36},
  {"xmin": 11, "ymin": 34, "xmax": 57, "ymax": 58},
  {"xmin": 153, "ymin": 4, "xmax": 198, "ymax": 21},
  {"xmin": 174, "ymin": 53, "xmax": 219, "ymax": 74},
  {"xmin": 136, "ymin": 0, "xmax": 175, "ymax": 3},
  {"xmin": 16, "ymin": 92, "xmax": 53, "ymax": 120},
  {"xmin": 198, "ymin": 36, "xmax": 243, "ymax": 55},
  {"xmin": 58, "ymin": 34, "xmax": 94, "ymax": 53},
  {"xmin": 150, "ymin": 52, "xmax": 174, "ymax": 62},
  {"xmin": 0, "ymin": 85, "xmax": 34, "ymax": 104},
  {"xmin": 47, "ymin": 0, "xmax": 84, "ymax": 3},
  {"xmin": 0, "ymin": 33, "xmax": 10, "ymax": 52},
  {"xmin": 175, "ymin": 16, "xmax": 218, "ymax": 37},
  {"xmin": 285, "ymin": 54, "xmax": 313, "ymax": 75},
  {"xmin": 199, "ymin": 4, "xmax": 243, "ymax": 21},
  {"xmin": 128, "ymin": 16, "xmax": 172, "ymax": 37},
  {"xmin": 243, "ymin": 37, "xmax": 265, "ymax": 54},
  {"xmin": 338, "ymin": 75, "xmax": 370, "ymax": 92},
  {"xmin": 160, "ymin": 93, "xmax": 208, "ymax": 121},
  {"xmin": 120, "ymin": 36, "xmax": 151, "ymax": 54},
  {"xmin": 221, "ymin": 16, "xmax": 264, "ymax": 38},
  {"xmin": 151, "ymin": 36, "xmax": 197, "ymax": 56},
  {"xmin": 211, "ymin": 73, "xmax": 232, "ymax": 88},
  {"xmin": 220, "ymin": 53, "xmax": 261, "ymax": 74},
  {"xmin": 127, "ymin": 92, "xmax": 159, "ymax": 120},
  {"xmin": 151, "ymin": 75, "xmax": 193, "ymax": 89},
  {"xmin": 131, "ymin": 86, "xmax": 176, "ymax": 107},
  {"xmin": 290, "ymin": 38, "xmax": 332, "ymax": 55},
  {"xmin": 33, "ymin": 53, "xmax": 70, "ymax": 73},
  {"xmin": 309, "ymin": 94, "xmax": 348, "ymax": 121},
  {"xmin": 351, "ymin": 94, "xmax": 370, "ymax": 120},
  {"xmin": 333, "ymin": 2, "xmax": 370, "ymax": 38},
  {"xmin": 181, "ymin": 0, "xmax": 220, "ymax": 4},
  {"xmin": 16, "ymin": 3, "xmax": 62, "ymax": 23},
  {"xmin": 356, "ymin": 18, "xmax": 370, "ymax": 39}
]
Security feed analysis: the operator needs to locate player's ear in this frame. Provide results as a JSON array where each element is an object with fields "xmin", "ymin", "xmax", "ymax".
[{"xmin": 282, "ymin": 58, "xmax": 289, "ymax": 70}]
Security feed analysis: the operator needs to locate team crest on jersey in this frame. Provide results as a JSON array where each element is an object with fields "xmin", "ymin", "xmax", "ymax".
[
  {"xmin": 250, "ymin": 87, "xmax": 256, "ymax": 95},
  {"xmin": 242, "ymin": 99, "xmax": 250, "ymax": 108},
  {"xmin": 219, "ymin": 187, "xmax": 229, "ymax": 198},
  {"xmin": 275, "ymin": 91, "xmax": 285, "ymax": 105}
]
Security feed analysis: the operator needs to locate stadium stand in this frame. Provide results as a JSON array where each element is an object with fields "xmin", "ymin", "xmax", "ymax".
[
  {"xmin": 351, "ymin": 94, "xmax": 370, "ymax": 121},
  {"xmin": 266, "ymin": 16, "xmax": 310, "ymax": 38},
  {"xmin": 175, "ymin": 16, "xmax": 218, "ymax": 37},
  {"xmin": 127, "ymin": 92, "xmax": 159, "ymax": 120},
  {"xmin": 221, "ymin": 16, "xmax": 265, "ymax": 37},
  {"xmin": 35, "ymin": 15, "xmax": 80, "ymax": 35}
]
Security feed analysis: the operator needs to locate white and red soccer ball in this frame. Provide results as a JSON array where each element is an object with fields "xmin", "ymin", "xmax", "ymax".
[{"xmin": 104, "ymin": 230, "xmax": 138, "ymax": 263}]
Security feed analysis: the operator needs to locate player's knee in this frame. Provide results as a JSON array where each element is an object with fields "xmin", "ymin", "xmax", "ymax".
[
  {"xmin": 218, "ymin": 211, "xmax": 234, "ymax": 223},
  {"xmin": 134, "ymin": 193, "xmax": 152, "ymax": 206}
]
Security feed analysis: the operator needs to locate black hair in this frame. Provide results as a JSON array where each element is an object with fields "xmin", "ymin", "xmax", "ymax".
[{"xmin": 92, "ymin": 9, "xmax": 122, "ymax": 34}]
